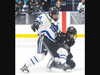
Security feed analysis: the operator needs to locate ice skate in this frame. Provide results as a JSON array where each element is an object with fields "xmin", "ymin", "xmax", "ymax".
[
  {"xmin": 47, "ymin": 60, "xmax": 72, "ymax": 71},
  {"xmin": 20, "ymin": 64, "xmax": 29, "ymax": 73},
  {"xmin": 63, "ymin": 64, "xmax": 72, "ymax": 72},
  {"xmin": 47, "ymin": 60, "xmax": 57, "ymax": 69},
  {"xmin": 52, "ymin": 61, "xmax": 72, "ymax": 71}
]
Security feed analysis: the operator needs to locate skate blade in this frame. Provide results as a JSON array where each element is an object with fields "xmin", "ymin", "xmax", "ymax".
[
  {"xmin": 20, "ymin": 70, "xmax": 29, "ymax": 73},
  {"xmin": 55, "ymin": 68, "xmax": 64, "ymax": 72},
  {"xmin": 51, "ymin": 67, "xmax": 72, "ymax": 72},
  {"xmin": 47, "ymin": 67, "xmax": 72, "ymax": 72},
  {"xmin": 50, "ymin": 67, "xmax": 64, "ymax": 72},
  {"xmin": 65, "ymin": 69, "xmax": 72, "ymax": 72}
]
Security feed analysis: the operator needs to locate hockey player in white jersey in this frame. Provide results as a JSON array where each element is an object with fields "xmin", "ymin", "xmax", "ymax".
[
  {"xmin": 77, "ymin": 0, "xmax": 85, "ymax": 13},
  {"xmin": 20, "ymin": 6, "xmax": 77, "ymax": 73},
  {"xmin": 77, "ymin": 0, "xmax": 85, "ymax": 24}
]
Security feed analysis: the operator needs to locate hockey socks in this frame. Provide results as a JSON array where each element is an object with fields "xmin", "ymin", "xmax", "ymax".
[
  {"xmin": 20, "ymin": 53, "xmax": 45, "ymax": 73},
  {"xmin": 57, "ymin": 48, "xmax": 68, "ymax": 64}
]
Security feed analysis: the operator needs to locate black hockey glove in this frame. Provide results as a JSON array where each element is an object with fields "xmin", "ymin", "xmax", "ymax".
[
  {"xmin": 55, "ymin": 32, "xmax": 66, "ymax": 43},
  {"xmin": 31, "ymin": 21, "xmax": 40, "ymax": 32},
  {"xmin": 65, "ymin": 38, "xmax": 75, "ymax": 47},
  {"xmin": 79, "ymin": 8, "xmax": 84, "ymax": 13}
]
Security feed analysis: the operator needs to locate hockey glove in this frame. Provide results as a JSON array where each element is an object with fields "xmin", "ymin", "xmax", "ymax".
[
  {"xmin": 55, "ymin": 32, "xmax": 61, "ymax": 41},
  {"xmin": 55, "ymin": 32, "xmax": 66, "ymax": 43},
  {"xmin": 79, "ymin": 8, "xmax": 84, "ymax": 13},
  {"xmin": 31, "ymin": 21, "xmax": 40, "ymax": 32}
]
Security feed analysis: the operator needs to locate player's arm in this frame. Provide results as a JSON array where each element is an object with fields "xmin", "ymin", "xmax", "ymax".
[
  {"xmin": 64, "ymin": 39, "xmax": 75, "ymax": 59},
  {"xmin": 55, "ymin": 32, "xmax": 66, "ymax": 42},
  {"xmin": 65, "ymin": 40, "xmax": 75, "ymax": 59},
  {"xmin": 31, "ymin": 15, "xmax": 43, "ymax": 32}
]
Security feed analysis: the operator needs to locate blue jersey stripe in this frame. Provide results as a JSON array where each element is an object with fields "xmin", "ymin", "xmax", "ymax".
[
  {"xmin": 39, "ymin": 36, "xmax": 43, "ymax": 53},
  {"xmin": 39, "ymin": 40, "xmax": 42, "ymax": 53}
]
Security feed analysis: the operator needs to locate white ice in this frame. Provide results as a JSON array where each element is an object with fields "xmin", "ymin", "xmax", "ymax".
[{"xmin": 15, "ymin": 37, "xmax": 85, "ymax": 75}]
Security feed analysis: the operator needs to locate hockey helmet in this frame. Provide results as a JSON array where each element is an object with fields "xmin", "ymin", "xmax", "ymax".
[
  {"xmin": 67, "ymin": 26, "xmax": 77, "ymax": 35},
  {"xmin": 49, "ymin": 6, "xmax": 59, "ymax": 15},
  {"xmin": 67, "ymin": 26, "xmax": 77, "ymax": 40},
  {"xmin": 49, "ymin": 6, "xmax": 59, "ymax": 21}
]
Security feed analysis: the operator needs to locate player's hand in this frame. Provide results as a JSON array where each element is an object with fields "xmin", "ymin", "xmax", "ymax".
[
  {"xmin": 31, "ymin": 21, "xmax": 40, "ymax": 32},
  {"xmin": 55, "ymin": 34, "xmax": 60, "ymax": 42},
  {"xmin": 79, "ymin": 8, "xmax": 84, "ymax": 13},
  {"xmin": 55, "ymin": 31, "xmax": 62, "ymax": 42}
]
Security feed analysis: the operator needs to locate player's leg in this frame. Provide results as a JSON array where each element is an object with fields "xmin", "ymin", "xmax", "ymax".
[
  {"xmin": 57, "ymin": 48, "xmax": 68, "ymax": 64},
  {"xmin": 20, "ymin": 36, "xmax": 47, "ymax": 73},
  {"xmin": 81, "ymin": 11, "xmax": 85, "ymax": 24},
  {"xmin": 46, "ymin": 57, "xmax": 59, "ymax": 69},
  {"xmin": 37, "ymin": 36, "xmax": 48, "ymax": 55},
  {"xmin": 48, "ymin": 47, "xmax": 72, "ymax": 70},
  {"xmin": 39, "ymin": 36, "xmax": 71, "ymax": 70},
  {"xmin": 20, "ymin": 53, "xmax": 45, "ymax": 73},
  {"xmin": 27, "ymin": 36, "xmax": 48, "ymax": 67},
  {"xmin": 54, "ymin": 48, "xmax": 72, "ymax": 70}
]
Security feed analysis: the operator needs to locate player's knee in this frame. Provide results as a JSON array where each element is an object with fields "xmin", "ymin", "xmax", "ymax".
[
  {"xmin": 36, "ymin": 53, "xmax": 45, "ymax": 61},
  {"xmin": 57, "ymin": 47, "xmax": 68, "ymax": 56}
]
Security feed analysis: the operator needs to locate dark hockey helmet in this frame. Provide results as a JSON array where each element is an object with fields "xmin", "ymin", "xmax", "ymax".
[
  {"xmin": 49, "ymin": 6, "xmax": 59, "ymax": 21},
  {"xmin": 67, "ymin": 26, "xmax": 77, "ymax": 40},
  {"xmin": 49, "ymin": 6, "xmax": 59, "ymax": 15},
  {"xmin": 67, "ymin": 26, "xmax": 77, "ymax": 35}
]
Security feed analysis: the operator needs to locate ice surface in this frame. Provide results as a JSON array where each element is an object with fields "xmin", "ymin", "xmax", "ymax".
[{"xmin": 15, "ymin": 37, "xmax": 85, "ymax": 75}]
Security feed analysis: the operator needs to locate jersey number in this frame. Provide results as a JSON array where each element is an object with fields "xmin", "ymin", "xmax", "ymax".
[
  {"xmin": 36, "ymin": 16, "xmax": 43, "ymax": 25},
  {"xmin": 50, "ymin": 24, "xmax": 58, "ymax": 33}
]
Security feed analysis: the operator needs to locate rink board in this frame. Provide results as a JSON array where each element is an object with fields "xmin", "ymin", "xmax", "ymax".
[{"xmin": 15, "ymin": 12, "xmax": 85, "ymax": 38}]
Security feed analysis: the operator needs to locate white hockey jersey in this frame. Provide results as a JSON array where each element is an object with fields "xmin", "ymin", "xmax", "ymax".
[
  {"xmin": 35, "ymin": 13, "xmax": 61, "ymax": 42},
  {"xmin": 77, "ymin": 2, "xmax": 85, "ymax": 11}
]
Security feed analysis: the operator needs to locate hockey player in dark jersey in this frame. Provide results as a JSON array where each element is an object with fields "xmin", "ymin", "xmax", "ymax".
[{"xmin": 47, "ymin": 26, "xmax": 77, "ymax": 71}]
